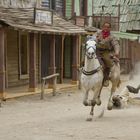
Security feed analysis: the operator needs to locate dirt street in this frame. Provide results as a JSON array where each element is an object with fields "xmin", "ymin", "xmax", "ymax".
[{"xmin": 0, "ymin": 86, "xmax": 140, "ymax": 140}]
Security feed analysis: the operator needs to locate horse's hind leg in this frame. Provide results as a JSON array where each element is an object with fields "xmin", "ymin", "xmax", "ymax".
[{"xmin": 107, "ymin": 82, "xmax": 118, "ymax": 110}]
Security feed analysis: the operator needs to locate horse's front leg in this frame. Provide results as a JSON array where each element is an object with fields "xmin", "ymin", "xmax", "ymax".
[
  {"xmin": 93, "ymin": 86, "xmax": 103, "ymax": 106},
  {"xmin": 86, "ymin": 99, "xmax": 100, "ymax": 121},
  {"xmin": 83, "ymin": 88, "xmax": 96, "ymax": 107},
  {"xmin": 83, "ymin": 89, "xmax": 89, "ymax": 106},
  {"xmin": 86, "ymin": 87, "xmax": 102, "ymax": 121},
  {"xmin": 96, "ymin": 85, "xmax": 103, "ymax": 106},
  {"xmin": 86, "ymin": 106, "xmax": 94, "ymax": 121}
]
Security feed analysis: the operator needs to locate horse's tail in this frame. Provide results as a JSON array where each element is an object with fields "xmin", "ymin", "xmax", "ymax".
[{"xmin": 117, "ymin": 79, "xmax": 121, "ymax": 88}]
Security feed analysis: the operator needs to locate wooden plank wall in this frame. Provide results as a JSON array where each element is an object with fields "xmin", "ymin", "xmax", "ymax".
[
  {"xmin": 119, "ymin": 39, "xmax": 131, "ymax": 73},
  {"xmin": 119, "ymin": 39, "xmax": 140, "ymax": 73},
  {"xmin": 0, "ymin": 0, "xmax": 36, "ymax": 7},
  {"xmin": 6, "ymin": 29, "xmax": 40, "ymax": 87},
  {"xmin": 7, "ymin": 29, "xmax": 23, "ymax": 87}
]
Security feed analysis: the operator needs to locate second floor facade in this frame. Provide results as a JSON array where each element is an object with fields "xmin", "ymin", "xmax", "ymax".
[{"xmin": 3, "ymin": 0, "xmax": 139, "ymax": 32}]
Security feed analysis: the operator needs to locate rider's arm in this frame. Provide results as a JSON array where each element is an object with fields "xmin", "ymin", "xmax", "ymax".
[{"xmin": 111, "ymin": 36, "xmax": 120, "ymax": 57}]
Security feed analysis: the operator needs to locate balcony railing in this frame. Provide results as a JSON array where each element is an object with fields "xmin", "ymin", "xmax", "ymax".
[{"xmin": 73, "ymin": 14, "xmax": 119, "ymax": 31}]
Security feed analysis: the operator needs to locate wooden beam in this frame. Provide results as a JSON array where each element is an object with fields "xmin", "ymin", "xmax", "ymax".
[
  {"xmin": 29, "ymin": 33, "xmax": 37, "ymax": 92},
  {"xmin": 72, "ymin": 35, "xmax": 79, "ymax": 84},
  {"xmin": 49, "ymin": 34, "xmax": 56, "ymax": 86},
  {"xmin": 0, "ymin": 27, "xmax": 6, "ymax": 99},
  {"xmin": 60, "ymin": 35, "xmax": 65, "ymax": 83}
]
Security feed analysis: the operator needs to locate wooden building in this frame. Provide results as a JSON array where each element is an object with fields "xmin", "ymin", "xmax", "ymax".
[{"xmin": 0, "ymin": 7, "xmax": 85, "ymax": 99}]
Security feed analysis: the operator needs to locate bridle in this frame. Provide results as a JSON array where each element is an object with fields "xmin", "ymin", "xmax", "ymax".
[
  {"xmin": 82, "ymin": 42, "xmax": 101, "ymax": 76},
  {"xmin": 85, "ymin": 45, "xmax": 96, "ymax": 60},
  {"xmin": 81, "ymin": 66, "xmax": 101, "ymax": 76}
]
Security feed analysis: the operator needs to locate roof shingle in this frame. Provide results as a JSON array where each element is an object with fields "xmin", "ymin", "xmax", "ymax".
[{"xmin": 0, "ymin": 7, "xmax": 86, "ymax": 35}]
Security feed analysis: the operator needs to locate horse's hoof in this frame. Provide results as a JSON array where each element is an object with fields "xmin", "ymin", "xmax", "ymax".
[
  {"xmin": 96, "ymin": 98, "xmax": 101, "ymax": 106},
  {"xmin": 91, "ymin": 100, "xmax": 96, "ymax": 106},
  {"xmin": 107, "ymin": 102, "xmax": 113, "ymax": 110},
  {"xmin": 83, "ymin": 101, "xmax": 88, "ymax": 106},
  {"xmin": 86, "ymin": 117, "xmax": 93, "ymax": 121},
  {"xmin": 107, "ymin": 106, "xmax": 113, "ymax": 110}
]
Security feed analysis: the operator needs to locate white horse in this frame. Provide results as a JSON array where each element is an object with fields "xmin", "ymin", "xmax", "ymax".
[{"xmin": 81, "ymin": 39, "xmax": 120, "ymax": 121}]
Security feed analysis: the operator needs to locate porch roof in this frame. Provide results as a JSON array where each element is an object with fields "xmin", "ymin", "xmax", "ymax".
[
  {"xmin": 112, "ymin": 31, "xmax": 139, "ymax": 40},
  {"xmin": 0, "ymin": 7, "xmax": 86, "ymax": 35}
]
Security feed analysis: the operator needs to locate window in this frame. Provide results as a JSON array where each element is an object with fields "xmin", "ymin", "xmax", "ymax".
[
  {"xmin": 41, "ymin": 0, "xmax": 50, "ymax": 8},
  {"xmin": 41, "ymin": 0, "xmax": 56, "ymax": 10},
  {"xmin": 19, "ymin": 32, "xmax": 29, "ymax": 79},
  {"xmin": 50, "ymin": 0, "xmax": 55, "ymax": 10},
  {"xmin": 79, "ymin": 0, "xmax": 87, "ymax": 16}
]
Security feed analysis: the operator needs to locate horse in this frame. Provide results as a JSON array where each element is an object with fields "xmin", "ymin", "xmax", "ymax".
[{"xmin": 80, "ymin": 38, "xmax": 120, "ymax": 121}]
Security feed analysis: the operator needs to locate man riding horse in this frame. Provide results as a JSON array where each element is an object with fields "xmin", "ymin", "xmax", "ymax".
[{"xmin": 96, "ymin": 22, "xmax": 120, "ymax": 87}]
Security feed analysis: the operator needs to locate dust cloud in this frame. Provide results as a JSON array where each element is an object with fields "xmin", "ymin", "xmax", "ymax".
[{"xmin": 128, "ymin": 62, "xmax": 140, "ymax": 87}]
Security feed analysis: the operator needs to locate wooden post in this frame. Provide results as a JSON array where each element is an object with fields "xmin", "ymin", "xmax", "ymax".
[
  {"xmin": 78, "ymin": 35, "xmax": 82, "ymax": 89},
  {"xmin": 49, "ymin": 34, "xmax": 56, "ymax": 87},
  {"xmin": 41, "ymin": 79, "xmax": 45, "ymax": 100},
  {"xmin": 60, "ymin": 35, "xmax": 65, "ymax": 83},
  {"xmin": 71, "ymin": 35, "xmax": 79, "ymax": 84},
  {"xmin": 118, "ymin": 4, "xmax": 120, "ymax": 31},
  {"xmin": 0, "ymin": 27, "xmax": 6, "ymax": 99},
  {"xmin": 29, "ymin": 33, "xmax": 37, "ymax": 92},
  {"xmin": 53, "ymin": 76, "xmax": 57, "ymax": 96}
]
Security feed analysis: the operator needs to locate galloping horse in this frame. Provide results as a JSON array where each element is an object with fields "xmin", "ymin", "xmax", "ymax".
[{"xmin": 80, "ymin": 38, "xmax": 120, "ymax": 121}]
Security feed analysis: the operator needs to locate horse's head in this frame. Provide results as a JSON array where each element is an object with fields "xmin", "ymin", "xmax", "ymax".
[{"xmin": 85, "ymin": 39, "xmax": 97, "ymax": 59}]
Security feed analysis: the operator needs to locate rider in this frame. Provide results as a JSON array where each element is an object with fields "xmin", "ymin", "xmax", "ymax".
[{"xmin": 96, "ymin": 22, "xmax": 120, "ymax": 87}]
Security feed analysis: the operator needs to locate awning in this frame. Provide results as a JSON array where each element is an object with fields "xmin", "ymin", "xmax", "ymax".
[
  {"xmin": 112, "ymin": 31, "xmax": 139, "ymax": 41},
  {"xmin": 0, "ymin": 7, "xmax": 86, "ymax": 35}
]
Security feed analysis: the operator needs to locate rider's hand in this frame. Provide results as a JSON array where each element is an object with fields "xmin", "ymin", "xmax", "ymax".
[{"xmin": 114, "ymin": 53, "xmax": 119, "ymax": 58}]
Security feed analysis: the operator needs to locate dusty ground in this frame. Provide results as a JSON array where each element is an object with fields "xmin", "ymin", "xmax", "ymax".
[{"xmin": 0, "ymin": 84, "xmax": 140, "ymax": 140}]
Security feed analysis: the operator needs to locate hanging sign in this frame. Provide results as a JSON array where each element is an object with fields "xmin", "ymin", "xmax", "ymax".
[{"xmin": 34, "ymin": 8, "xmax": 53, "ymax": 25}]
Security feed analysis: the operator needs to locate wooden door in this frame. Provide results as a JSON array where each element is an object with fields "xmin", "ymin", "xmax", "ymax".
[
  {"xmin": 41, "ymin": 34, "xmax": 50, "ymax": 78},
  {"xmin": 64, "ymin": 36, "xmax": 72, "ymax": 78}
]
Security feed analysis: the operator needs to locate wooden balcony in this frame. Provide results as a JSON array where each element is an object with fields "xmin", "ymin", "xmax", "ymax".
[{"xmin": 73, "ymin": 15, "xmax": 119, "ymax": 31}]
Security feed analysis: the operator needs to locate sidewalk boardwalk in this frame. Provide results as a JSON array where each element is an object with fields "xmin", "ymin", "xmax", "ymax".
[{"xmin": 5, "ymin": 84, "xmax": 78, "ymax": 99}]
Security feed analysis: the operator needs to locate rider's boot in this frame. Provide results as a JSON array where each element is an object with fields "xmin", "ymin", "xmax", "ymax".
[{"xmin": 126, "ymin": 84, "xmax": 140, "ymax": 94}]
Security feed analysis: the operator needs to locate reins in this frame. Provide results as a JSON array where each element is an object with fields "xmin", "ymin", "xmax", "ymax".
[
  {"xmin": 81, "ymin": 66, "xmax": 101, "ymax": 76},
  {"xmin": 82, "ymin": 42, "xmax": 102, "ymax": 76}
]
